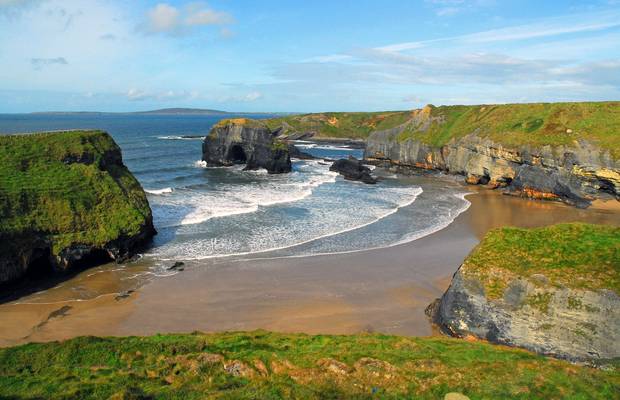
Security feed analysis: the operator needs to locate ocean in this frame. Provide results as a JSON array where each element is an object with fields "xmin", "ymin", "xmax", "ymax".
[{"xmin": 0, "ymin": 113, "xmax": 471, "ymax": 270}]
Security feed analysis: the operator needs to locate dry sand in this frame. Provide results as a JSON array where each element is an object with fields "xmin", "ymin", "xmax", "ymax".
[{"xmin": 1, "ymin": 190, "xmax": 618, "ymax": 347}]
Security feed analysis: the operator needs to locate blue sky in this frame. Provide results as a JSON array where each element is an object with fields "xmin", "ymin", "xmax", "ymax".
[{"xmin": 0, "ymin": 0, "xmax": 619, "ymax": 112}]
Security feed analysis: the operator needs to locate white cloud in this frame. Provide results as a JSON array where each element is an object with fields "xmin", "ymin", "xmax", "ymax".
[
  {"xmin": 126, "ymin": 88, "xmax": 149, "ymax": 101},
  {"xmin": 185, "ymin": 3, "xmax": 232, "ymax": 26},
  {"xmin": 244, "ymin": 91, "xmax": 262, "ymax": 101},
  {"xmin": 144, "ymin": 2, "xmax": 233, "ymax": 34},
  {"xmin": 147, "ymin": 3, "xmax": 179, "ymax": 33}
]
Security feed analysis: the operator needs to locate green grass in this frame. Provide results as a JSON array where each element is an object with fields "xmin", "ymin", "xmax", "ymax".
[
  {"xmin": 0, "ymin": 331, "xmax": 617, "ymax": 399},
  {"xmin": 259, "ymin": 102, "xmax": 620, "ymax": 157},
  {"xmin": 264, "ymin": 111, "xmax": 412, "ymax": 140},
  {"xmin": 402, "ymin": 102, "xmax": 620, "ymax": 154},
  {"xmin": 213, "ymin": 118, "xmax": 268, "ymax": 130},
  {"xmin": 0, "ymin": 130, "xmax": 152, "ymax": 255},
  {"xmin": 462, "ymin": 223, "xmax": 620, "ymax": 299}
]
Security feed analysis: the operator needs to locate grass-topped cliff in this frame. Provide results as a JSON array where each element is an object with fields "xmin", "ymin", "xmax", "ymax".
[
  {"xmin": 461, "ymin": 223, "xmax": 620, "ymax": 299},
  {"xmin": 435, "ymin": 222, "xmax": 620, "ymax": 362},
  {"xmin": 0, "ymin": 331, "xmax": 617, "ymax": 399},
  {"xmin": 0, "ymin": 130, "xmax": 154, "ymax": 284},
  {"xmin": 262, "ymin": 101, "xmax": 620, "ymax": 156}
]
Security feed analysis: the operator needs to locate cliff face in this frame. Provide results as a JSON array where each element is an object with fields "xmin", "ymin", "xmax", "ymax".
[
  {"xmin": 0, "ymin": 130, "xmax": 156, "ymax": 287},
  {"xmin": 365, "ymin": 104, "xmax": 620, "ymax": 207},
  {"xmin": 203, "ymin": 119, "xmax": 291, "ymax": 173},
  {"xmin": 430, "ymin": 224, "xmax": 620, "ymax": 363}
]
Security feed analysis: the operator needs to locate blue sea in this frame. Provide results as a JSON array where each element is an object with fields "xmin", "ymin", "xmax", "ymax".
[{"xmin": 0, "ymin": 113, "xmax": 470, "ymax": 267}]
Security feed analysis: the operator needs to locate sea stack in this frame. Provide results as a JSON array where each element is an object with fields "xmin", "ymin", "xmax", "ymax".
[
  {"xmin": 202, "ymin": 118, "xmax": 291, "ymax": 173},
  {"xmin": 0, "ymin": 130, "xmax": 156, "ymax": 287}
]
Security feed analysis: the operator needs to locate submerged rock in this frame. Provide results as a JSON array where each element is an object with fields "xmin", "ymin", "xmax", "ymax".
[
  {"xmin": 329, "ymin": 157, "xmax": 377, "ymax": 184},
  {"xmin": 168, "ymin": 261, "xmax": 185, "ymax": 271},
  {"xmin": 202, "ymin": 118, "xmax": 291, "ymax": 173},
  {"xmin": 0, "ymin": 130, "xmax": 156, "ymax": 288}
]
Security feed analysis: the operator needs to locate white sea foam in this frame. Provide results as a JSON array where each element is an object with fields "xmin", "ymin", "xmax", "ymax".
[
  {"xmin": 225, "ymin": 192, "xmax": 473, "ymax": 262},
  {"xmin": 193, "ymin": 160, "xmax": 207, "ymax": 168},
  {"xmin": 150, "ymin": 160, "xmax": 339, "ymax": 228},
  {"xmin": 157, "ymin": 135, "xmax": 203, "ymax": 140},
  {"xmin": 149, "ymin": 184, "xmax": 423, "ymax": 261},
  {"xmin": 145, "ymin": 187, "xmax": 174, "ymax": 195},
  {"xmin": 295, "ymin": 143, "xmax": 357, "ymax": 152}
]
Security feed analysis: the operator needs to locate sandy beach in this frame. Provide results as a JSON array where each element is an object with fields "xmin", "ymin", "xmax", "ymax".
[{"xmin": 1, "ymin": 189, "xmax": 618, "ymax": 347}]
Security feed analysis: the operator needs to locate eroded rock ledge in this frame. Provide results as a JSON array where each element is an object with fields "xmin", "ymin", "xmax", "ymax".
[
  {"xmin": 0, "ymin": 130, "xmax": 156, "ymax": 288},
  {"xmin": 364, "ymin": 106, "xmax": 619, "ymax": 208},
  {"xmin": 202, "ymin": 119, "xmax": 291, "ymax": 173},
  {"xmin": 428, "ymin": 223, "xmax": 620, "ymax": 363}
]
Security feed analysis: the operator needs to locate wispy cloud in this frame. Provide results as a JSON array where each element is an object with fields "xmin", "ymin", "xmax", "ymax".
[
  {"xmin": 425, "ymin": 0, "xmax": 494, "ymax": 17},
  {"xmin": 266, "ymin": 8, "xmax": 620, "ymax": 108},
  {"xmin": 376, "ymin": 9, "xmax": 620, "ymax": 52},
  {"xmin": 126, "ymin": 88, "xmax": 201, "ymax": 102},
  {"xmin": 31, "ymin": 57, "xmax": 68, "ymax": 70}
]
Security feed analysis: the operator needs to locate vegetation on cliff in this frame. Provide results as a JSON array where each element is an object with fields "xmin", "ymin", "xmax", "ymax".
[
  {"xmin": 461, "ymin": 223, "xmax": 620, "ymax": 299},
  {"xmin": 264, "ymin": 111, "xmax": 412, "ymax": 140},
  {"xmin": 262, "ymin": 102, "xmax": 620, "ymax": 157},
  {"xmin": 0, "ymin": 130, "xmax": 153, "ymax": 256},
  {"xmin": 0, "ymin": 331, "xmax": 617, "ymax": 399},
  {"xmin": 397, "ymin": 102, "xmax": 620, "ymax": 154}
]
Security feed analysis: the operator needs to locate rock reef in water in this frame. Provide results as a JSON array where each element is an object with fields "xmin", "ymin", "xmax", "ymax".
[
  {"xmin": 202, "ymin": 118, "xmax": 291, "ymax": 173},
  {"xmin": 0, "ymin": 130, "xmax": 156, "ymax": 288},
  {"xmin": 428, "ymin": 223, "xmax": 620, "ymax": 363},
  {"xmin": 329, "ymin": 157, "xmax": 377, "ymax": 184}
]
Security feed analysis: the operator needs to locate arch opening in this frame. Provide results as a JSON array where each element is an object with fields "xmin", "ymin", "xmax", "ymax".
[{"xmin": 228, "ymin": 145, "xmax": 247, "ymax": 164}]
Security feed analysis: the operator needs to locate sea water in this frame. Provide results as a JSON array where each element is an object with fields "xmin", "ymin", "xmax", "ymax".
[{"xmin": 0, "ymin": 113, "xmax": 470, "ymax": 266}]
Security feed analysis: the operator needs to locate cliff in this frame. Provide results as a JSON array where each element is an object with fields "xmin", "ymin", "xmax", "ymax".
[
  {"xmin": 365, "ymin": 102, "xmax": 620, "ymax": 207},
  {"xmin": 203, "ymin": 118, "xmax": 291, "ymax": 173},
  {"xmin": 0, "ymin": 331, "xmax": 616, "ymax": 399},
  {"xmin": 0, "ymin": 130, "xmax": 156, "ymax": 287},
  {"xmin": 430, "ymin": 223, "xmax": 620, "ymax": 363}
]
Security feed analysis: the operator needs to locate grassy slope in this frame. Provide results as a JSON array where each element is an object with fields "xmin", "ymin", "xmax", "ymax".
[
  {"xmin": 264, "ymin": 111, "xmax": 413, "ymax": 140},
  {"xmin": 262, "ymin": 102, "xmax": 620, "ymax": 157},
  {"xmin": 0, "ymin": 130, "xmax": 152, "ymax": 254},
  {"xmin": 462, "ymin": 223, "xmax": 620, "ymax": 299},
  {"xmin": 0, "ymin": 331, "xmax": 617, "ymax": 399}
]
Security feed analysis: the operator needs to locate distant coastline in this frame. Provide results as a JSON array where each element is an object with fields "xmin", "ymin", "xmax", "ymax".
[{"xmin": 26, "ymin": 108, "xmax": 297, "ymax": 116}]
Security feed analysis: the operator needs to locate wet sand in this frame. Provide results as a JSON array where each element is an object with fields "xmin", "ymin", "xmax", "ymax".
[{"xmin": 1, "ymin": 190, "xmax": 618, "ymax": 347}]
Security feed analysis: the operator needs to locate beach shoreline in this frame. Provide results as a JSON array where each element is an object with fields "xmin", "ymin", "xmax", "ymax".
[{"xmin": 1, "ymin": 189, "xmax": 618, "ymax": 347}]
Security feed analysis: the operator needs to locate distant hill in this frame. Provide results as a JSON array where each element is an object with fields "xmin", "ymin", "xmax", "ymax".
[{"xmin": 133, "ymin": 108, "xmax": 229, "ymax": 115}]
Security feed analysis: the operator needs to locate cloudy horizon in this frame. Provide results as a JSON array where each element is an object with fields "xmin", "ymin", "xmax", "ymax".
[{"xmin": 1, "ymin": 0, "xmax": 619, "ymax": 113}]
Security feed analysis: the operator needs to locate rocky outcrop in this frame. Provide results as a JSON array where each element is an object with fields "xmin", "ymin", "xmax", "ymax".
[
  {"xmin": 203, "ymin": 119, "xmax": 291, "ymax": 173},
  {"xmin": 329, "ymin": 157, "xmax": 377, "ymax": 184},
  {"xmin": 365, "ymin": 107, "xmax": 619, "ymax": 208},
  {"xmin": 429, "ymin": 224, "xmax": 620, "ymax": 363},
  {"xmin": 0, "ymin": 130, "xmax": 156, "ymax": 288},
  {"xmin": 432, "ymin": 269, "xmax": 619, "ymax": 363}
]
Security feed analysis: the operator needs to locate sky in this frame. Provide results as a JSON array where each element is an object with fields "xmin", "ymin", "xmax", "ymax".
[{"xmin": 0, "ymin": 0, "xmax": 619, "ymax": 112}]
